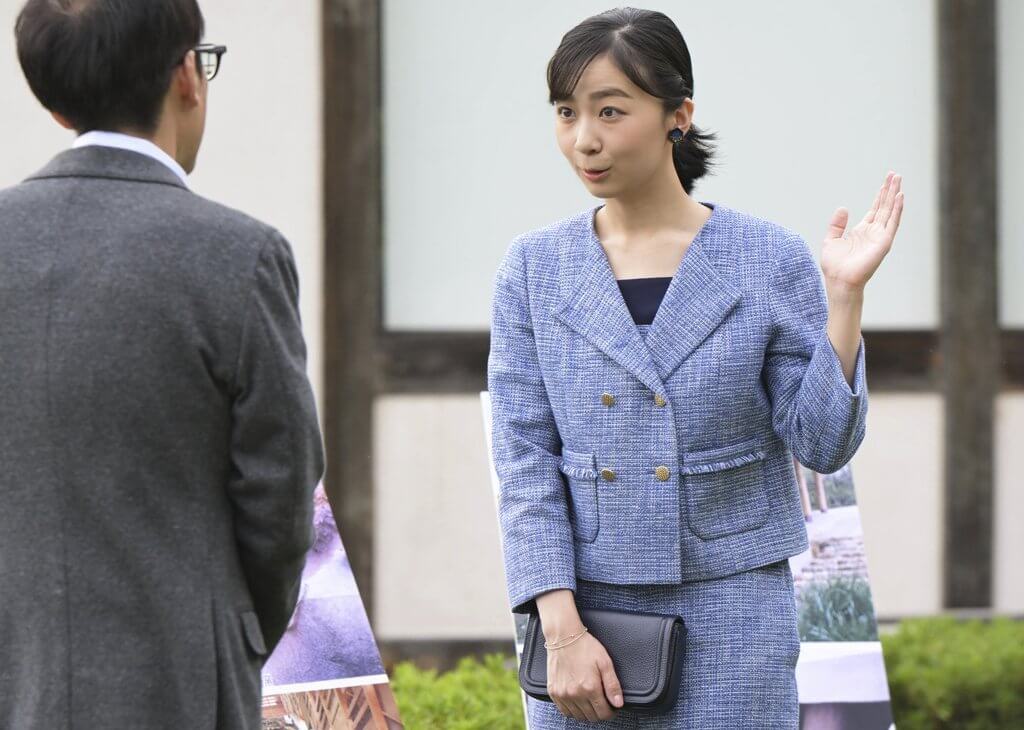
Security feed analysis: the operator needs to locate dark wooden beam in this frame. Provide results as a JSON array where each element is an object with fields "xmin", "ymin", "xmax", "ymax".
[
  {"xmin": 372, "ymin": 329, "xmax": 1024, "ymax": 394},
  {"xmin": 859, "ymin": 331, "xmax": 940, "ymax": 391},
  {"xmin": 1001, "ymin": 330, "xmax": 1024, "ymax": 387},
  {"xmin": 373, "ymin": 329, "xmax": 952, "ymax": 394},
  {"xmin": 378, "ymin": 638, "xmax": 517, "ymax": 674},
  {"xmin": 322, "ymin": 0, "xmax": 381, "ymax": 625},
  {"xmin": 937, "ymin": 0, "xmax": 999, "ymax": 609},
  {"xmin": 376, "ymin": 331, "xmax": 490, "ymax": 393}
]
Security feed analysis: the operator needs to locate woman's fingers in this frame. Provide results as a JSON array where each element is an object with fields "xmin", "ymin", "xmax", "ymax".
[
  {"xmin": 561, "ymin": 691, "xmax": 599, "ymax": 721},
  {"xmin": 548, "ymin": 635, "xmax": 621, "ymax": 721},
  {"xmin": 825, "ymin": 207, "xmax": 849, "ymax": 242},
  {"xmin": 583, "ymin": 673, "xmax": 616, "ymax": 720},
  {"xmin": 580, "ymin": 643, "xmax": 619, "ymax": 720},
  {"xmin": 575, "ymin": 696, "xmax": 601, "ymax": 722},
  {"xmin": 863, "ymin": 171, "xmax": 893, "ymax": 226},
  {"xmin": 886, "ymin": 188, "xmax": 905, "ymax": 240},
  {"xmin": 555, "ymin": 696, "xmax": 588, "ymax": 721},
  {"xmin": 597, "ymin": 651, "xmax": 624, "ymax": 709},
  {"xmin": 568, "ymin": 671, "xmax": 606, "ymax": 721},
  {"xmin": 861, "ymin": 174, "xmax": 883, "ymax": 225},
  {"xmin": 879, "ymin": 173, "xmax": 900, "ymax": 227},
  {"xmin": 588, "ymin": 695, "xmax": 617, "ymax": 721}
]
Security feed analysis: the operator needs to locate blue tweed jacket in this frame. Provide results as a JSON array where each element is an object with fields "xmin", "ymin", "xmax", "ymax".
[{"xmin": 486, "ymin": 201, "xmax": 868, "ymax": 614}]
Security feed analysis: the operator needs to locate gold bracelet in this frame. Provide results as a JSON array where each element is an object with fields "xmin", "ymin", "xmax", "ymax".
[
  {"xmin": 544, "ymin": 626, "xmax": 586, "ymax": 648},
  {"xmin": 544, "ymin": 626, "xmax": 588, "ymax": 650}
]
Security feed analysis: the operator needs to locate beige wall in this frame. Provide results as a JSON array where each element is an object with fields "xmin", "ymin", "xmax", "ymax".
[
  {"xmin": 372, "ymin": 0, "xmax": 967, "ymax": 640},
  {"xmin": 2, "ymin": 0, "xmax": 1018, "ymax": 643},
  {"xmin": 998, "ymin": 0, "xmax": 1024, "ymax": 327},
  {"xmin": 373, "ymin": 395, "xmax": 513, "ymax": 639},
  {"xmin": 995, "ymin": 393, "xmax": 1024, "ymax": 613},
  {"xmin": 854, "ymin": 394, "xmax": 945, "ymax": 618},
  {"xmin": 373, "ymin": 390, "xmax": 1021, "ymax": 637},
  {"xmin": 371, "ymin": 392, "xmax": 975, "ymax": 640},
  {"xmin": 382, "ymin": 0, "xmax": 939, "ymax": 330},
  {"xmin": 370, "ymin": 0, "xmax": 1024, "ymax": 639},
  {"xmin": 0, "ymin": 0, "xmax": 325, "ymax": 411}
]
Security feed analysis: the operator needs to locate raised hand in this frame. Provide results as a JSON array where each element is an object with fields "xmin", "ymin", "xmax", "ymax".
[{"xmin": 821, "ymin": 171, "xmax": 904, "ymax": 293}]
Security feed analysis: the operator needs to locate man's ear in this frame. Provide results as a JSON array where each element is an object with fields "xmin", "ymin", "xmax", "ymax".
[
  {"xmin": 50, "ymin": 110, "xmax": 75, "ymax": 130},
  {"xmin": 173, "ymin": 50, "xmax": 203, "ymax": 108}
]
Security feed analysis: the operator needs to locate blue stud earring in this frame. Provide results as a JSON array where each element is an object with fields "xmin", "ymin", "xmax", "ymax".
[{"xmin": 668, "ymin": 128, "xmax": 685, "ymax": 143}]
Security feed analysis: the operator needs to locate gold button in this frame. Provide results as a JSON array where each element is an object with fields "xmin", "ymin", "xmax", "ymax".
[
  {"xmin": 653, "ymin": 393, "xmax": 667, "ymax": 407},
  {"xmin": 601, "ymin": 392, "xmax": 615, "ymax": 407},
  {"xmin": 654, "ymin": 465, "xmax": 670, "ymax": 481},
  {"xmin": 600, "ymin": 467, "xmax": 616, "ymax": 481}
]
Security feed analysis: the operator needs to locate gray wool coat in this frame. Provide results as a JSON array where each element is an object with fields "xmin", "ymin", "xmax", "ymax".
[{"xmin": 0, "ymin": 145, "xmax": 325, "ymax": 729}]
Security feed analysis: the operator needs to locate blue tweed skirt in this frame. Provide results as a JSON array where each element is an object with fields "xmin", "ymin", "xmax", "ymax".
[{"xmin": 525, "ymin": 559, "xmax": 801, "ymax": 729}]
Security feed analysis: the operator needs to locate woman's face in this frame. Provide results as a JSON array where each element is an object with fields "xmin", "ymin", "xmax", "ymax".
[{"xmin": 554, "ymin": 52, "xmax": 691, "ymax": 198}]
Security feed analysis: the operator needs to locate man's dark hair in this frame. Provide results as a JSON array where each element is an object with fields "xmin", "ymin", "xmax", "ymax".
[{"xmin": 15, "ymin": 0, "xmax": 205, "ymax": 134}]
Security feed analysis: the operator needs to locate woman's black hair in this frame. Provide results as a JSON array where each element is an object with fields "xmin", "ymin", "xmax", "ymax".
[
  {"xmin": 547, "ymin": 7, "xmax": 718, "ymax": 195},
  {"xmin": 15, "ymin": 0, "xmax": 205, "ymax": 135}
]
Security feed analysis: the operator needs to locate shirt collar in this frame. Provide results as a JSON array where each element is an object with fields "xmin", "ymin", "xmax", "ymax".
[{"xmin": 71, "ymin": 130, "xmax": 189, "ymax": 187}]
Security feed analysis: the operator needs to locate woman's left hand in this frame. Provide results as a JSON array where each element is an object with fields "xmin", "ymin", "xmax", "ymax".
[{"xmin": 820, "ymin": 171, "xmax": 904, "ymax": 294}]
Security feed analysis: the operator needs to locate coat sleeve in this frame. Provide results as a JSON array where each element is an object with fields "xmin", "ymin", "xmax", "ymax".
[
  {"xmin": 487, "ymin": 236, "xmax": 576, "ymax": 614},
  {"xmin": 761, "ymin": 232, "xmax": 868, "ymax": 474},
  {"xmin": 227, "ymin": 228, "xmax": 326, "ymax": 655}
]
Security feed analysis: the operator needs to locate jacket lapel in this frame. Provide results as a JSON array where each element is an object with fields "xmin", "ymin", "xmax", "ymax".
[
  {"xmin": 643, "ymin": 203, "xmax": 742, "ymax": 380},
  {"xmin": 552, "ymin": 206, "xmax": 665, "ymax": 395},
  {"xmin": 553, "ymin": 202, "xmax": 743, "ymax": 392}
]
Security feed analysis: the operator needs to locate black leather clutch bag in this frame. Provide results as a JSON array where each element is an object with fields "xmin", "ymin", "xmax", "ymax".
[{"xmin": 518, "ymin": 606, "xmax": 687, "ymax": 715}]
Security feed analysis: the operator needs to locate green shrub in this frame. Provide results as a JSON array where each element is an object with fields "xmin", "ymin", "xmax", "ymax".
[
  {"xmin": 798, "ymin": 575, "xmax": 879, "ymax": 641},
  {"xmin": 881, "ymin": 616, "xmax": 1024, "ymax": 729},
  {"xmin": 387, "ymin": 618, "xmax": 1024, "ymax": 728},
  {"xmin": 389, "ymin": 652, "xmax": 524, "ymax": 729}
]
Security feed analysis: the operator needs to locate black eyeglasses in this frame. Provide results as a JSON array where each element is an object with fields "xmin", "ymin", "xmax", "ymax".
[{"xmin": 176, "ymin": 43, "xmax": 227, "ymax": 81}]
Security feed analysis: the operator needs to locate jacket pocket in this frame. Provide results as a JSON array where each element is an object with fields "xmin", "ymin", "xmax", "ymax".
[
  {"xmin": 558, "ymin": 448, "xmax": 600, "ymax": 543},
  {"xmin": 240, "ymin": 609, "xmax": 268, "ymax": 658},
  {"xmin": 681, "ymin": 435, "xmax": 769, "ymax": 540},
  {"xmin": 210, "ymin": 600, "xmax": 264, "ymax": 726}
]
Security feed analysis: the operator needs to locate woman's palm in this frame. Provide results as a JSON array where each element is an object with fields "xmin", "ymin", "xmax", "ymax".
[{"xmin": 820, "ymin": 172, "xmax": 904, "ymax": 290}]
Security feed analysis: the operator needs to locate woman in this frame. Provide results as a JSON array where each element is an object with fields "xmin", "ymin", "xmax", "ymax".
[{"xmin": 486, "ymin": 7, "xmax": 902, "ymax": 728}]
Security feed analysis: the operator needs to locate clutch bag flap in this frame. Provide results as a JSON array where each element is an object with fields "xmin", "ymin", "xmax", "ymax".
[{"xmin": 518, "ymin": 606, "xmax": 687, "ymax": 712}]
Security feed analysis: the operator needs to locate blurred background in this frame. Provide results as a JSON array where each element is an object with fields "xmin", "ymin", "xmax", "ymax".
[{"xmin": 1, "ymin": 0, "xmax": 1020, "ymax": 674}]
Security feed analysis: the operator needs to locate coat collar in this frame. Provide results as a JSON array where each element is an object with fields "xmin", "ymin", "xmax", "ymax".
[
  {"xmin": 553, "ymin": 201, "xmax": 743, "ymax": 394},
  {"xmin": 23, "ymin": 145, "xmax": 190, "ymax": 192}
]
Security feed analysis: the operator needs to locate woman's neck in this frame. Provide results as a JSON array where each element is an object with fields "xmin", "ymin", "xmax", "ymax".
[{"xmin": 596, "ymin": 169, "xmax": 710, "ymax": 243}]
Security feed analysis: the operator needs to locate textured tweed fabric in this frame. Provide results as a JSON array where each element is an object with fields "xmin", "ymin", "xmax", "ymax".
[
  {"xmin": 487, "ymin": 200, "xmax": 868, "ymax": 617},
  {"xmin": 525, "ymin": 559, "xmax": 801, "ymax": 728}
]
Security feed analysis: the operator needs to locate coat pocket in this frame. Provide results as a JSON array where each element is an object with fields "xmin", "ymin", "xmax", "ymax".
[
  {"xmin": 681, "ymin": 435, "xmax": 769, "ymax": 540},
  {"xmin": 558, "ymin": 448, "xmax": 600, "ymax": 543},
  {"xmin": 240, "ymin": 609, "xmax": 268, "ymax": 658}
]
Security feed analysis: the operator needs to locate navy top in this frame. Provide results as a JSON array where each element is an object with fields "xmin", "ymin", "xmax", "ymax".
[{"xmin": 617, "ymin": 276, "xmax": 673, "ymax": 325}]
